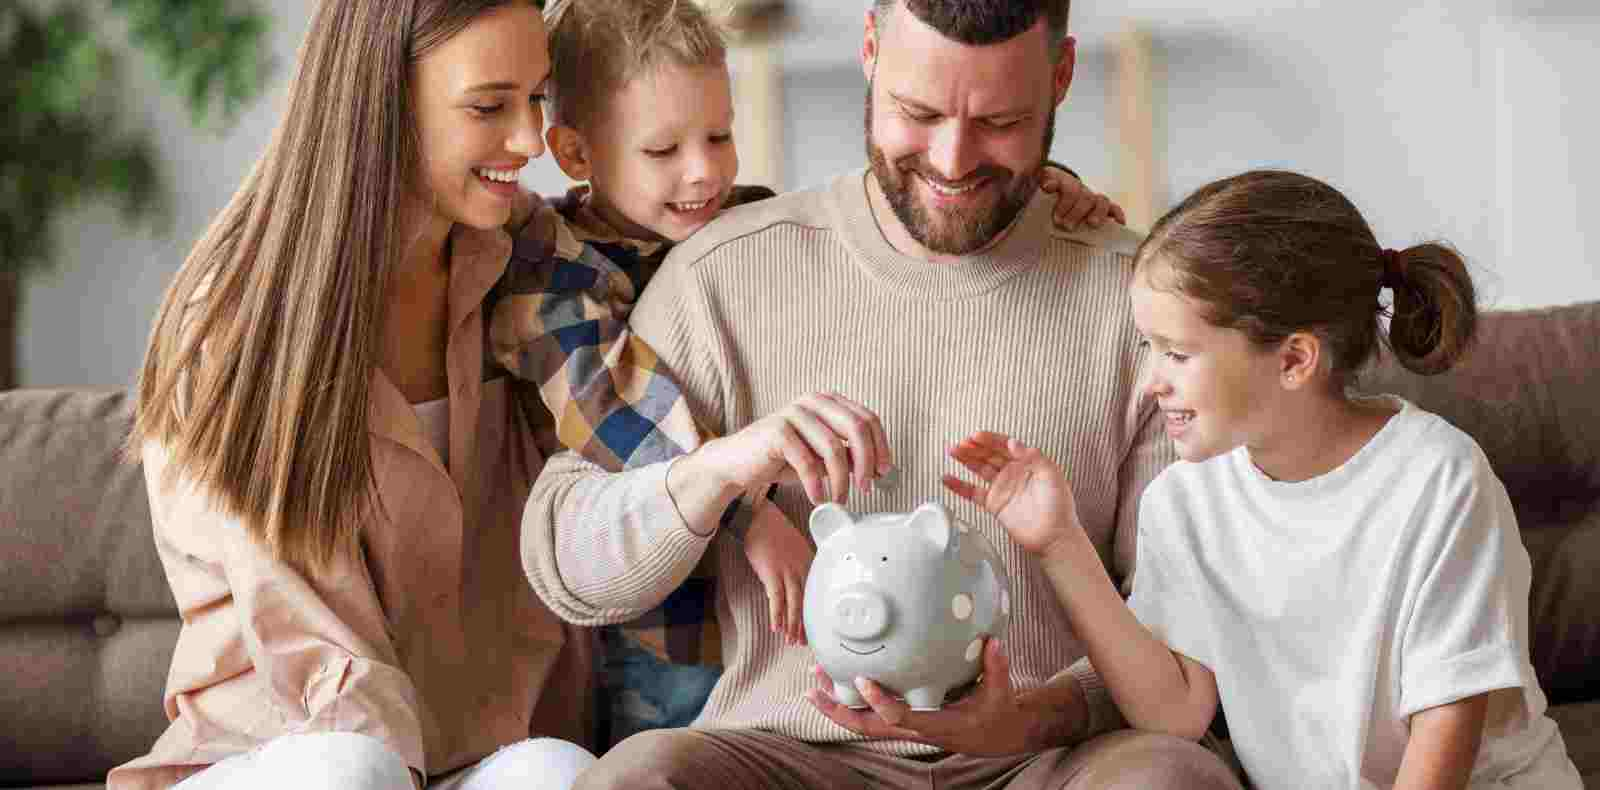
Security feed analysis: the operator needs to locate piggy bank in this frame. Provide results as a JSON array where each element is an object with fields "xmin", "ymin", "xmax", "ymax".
[{"xmin": 803, "ymin": 501, "xmax": 1011, "ymax": 710}]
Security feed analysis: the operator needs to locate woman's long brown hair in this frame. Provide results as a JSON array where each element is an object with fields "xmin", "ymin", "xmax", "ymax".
[{"xmin": 131, "ymin": 0, "xmax": 523, "ymax": 574}]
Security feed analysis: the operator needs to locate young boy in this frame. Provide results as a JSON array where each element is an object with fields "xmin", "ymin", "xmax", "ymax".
[{"xmin": 491, "ymin": 0, "xmax": 1124, "ymax": 748}]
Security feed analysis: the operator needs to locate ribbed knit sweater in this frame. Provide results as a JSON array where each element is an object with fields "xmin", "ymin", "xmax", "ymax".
[{"xmin": 522, "ymin": 169, "xmax": 1176, "ymax": 754}]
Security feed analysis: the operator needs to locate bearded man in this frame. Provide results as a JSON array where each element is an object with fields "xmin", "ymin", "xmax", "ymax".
[{"xmin": 523, "ymin": 1, "xmax": 1243, "ymax": 788}]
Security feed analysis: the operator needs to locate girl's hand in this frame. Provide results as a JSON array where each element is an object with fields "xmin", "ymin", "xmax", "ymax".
[
  {"xmin": 743, "ymin": 502, "xmax": 813, "ymax": 646},
  {"xmin": 941, "ymin": 431, "xmax": 1083, "ymax": 557},
  {"xmin": 1040, "ymin": 168, "xmax": 1127, "ymax": 232},
  {"xmin": 693, "ymin": 392, "xmax": 892, "ymax": 506}
]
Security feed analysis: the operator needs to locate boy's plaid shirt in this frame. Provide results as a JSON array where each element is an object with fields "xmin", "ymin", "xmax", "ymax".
[{"xmin": 487, "ymin": 186, "xmax": 775, "ymax": 667}]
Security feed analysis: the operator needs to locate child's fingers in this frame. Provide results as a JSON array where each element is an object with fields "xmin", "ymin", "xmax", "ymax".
[
  {"xmin": 941, "ymin": 473, "xmax": 984, "ymax": 503},
  {"xmin": 788, "ymin": 577, "xmax": 806, "ymax": 645},
  {"xmin": 1062, "ymin": 196, "xmax": 1096, "ymax": 229},
  {"xmin": 1083, "ymin": 196, "xmax": 1113, "ymax": 228},
  {"xmin": 950, "ymin": 441, "xmax": 1011, "ymax": 478},
  {"xmin": 946, "ymin": 446, "xmax": 999, "ymax": 481},
  {"xmin": 767, "ymin": 579, "xmax": 784, "ymax": 634},
  {"xmin": 1051, "ymin": 199, "xmax": 1080, "ymax": 231},
  {"xmin": 1110, "ymin": 203, "xmax": 1127, "ymax": 225}
]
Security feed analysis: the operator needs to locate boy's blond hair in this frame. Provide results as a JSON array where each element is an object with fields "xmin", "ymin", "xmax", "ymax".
[{"xmin": 545, "ymin": 0, "xmax": 728, "ymax": 131}]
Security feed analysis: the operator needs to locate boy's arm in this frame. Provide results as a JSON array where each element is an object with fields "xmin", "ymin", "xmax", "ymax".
[
  {"xmin": 491, "ymin": 205, "xmax": 765, "ymax": 536},
  {"xmin": 1040, "ymin": 163, "xmax": 1126, "ymax": 231},
  {"xmin": 519, "ymin": 237, "xmax": 747, "ymax": 622},
  {"xmin": 491, "ymin": 206, "xmax": 702, "ymax": 469}
]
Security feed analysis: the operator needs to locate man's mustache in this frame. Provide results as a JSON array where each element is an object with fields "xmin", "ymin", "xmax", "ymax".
[{"xmin": 894, "ymin": 159, "xmax": 1012, "ymax": 190}]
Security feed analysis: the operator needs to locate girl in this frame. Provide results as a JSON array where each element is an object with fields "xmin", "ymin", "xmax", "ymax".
[
  {"xmin": 943, "ymin": 170, "xmax": 1581, "ymax": 788},
  {"xmin": 110, "ymin": 1, "xmax": 598, "ymax": 787}
]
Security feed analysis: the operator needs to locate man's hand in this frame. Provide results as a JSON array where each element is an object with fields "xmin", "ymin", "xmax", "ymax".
[
  {"xmin": 744, "ymin": 501, "xmax": 814, "ymax": 646},
  {"xmin": 942, "ymin": 432, "xmax": 1085, "ymax": 558},
  {"xmin": 1040, "ymin": 168, "xmax": 1127, "ymax": 232},
  {"xmin": 804, "ymin": 639, "xmax": 1060, "ymax": 757}
]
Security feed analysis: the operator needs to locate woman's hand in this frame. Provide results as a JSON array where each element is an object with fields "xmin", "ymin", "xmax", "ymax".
[{"xmin": 941, "ymin": 431, "xmax": 1083, "ymax": 558}]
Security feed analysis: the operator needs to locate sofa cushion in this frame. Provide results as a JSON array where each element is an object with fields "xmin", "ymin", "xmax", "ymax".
[
  {"xmin": 0, "ymin": 389, "xmax": 176, "ymax": 784},
  {"xmin": 1522, "ymin": 510, "xmax": 1600, "ymax": 705},
  {"xmin": 1548, "ymin": 700, "xmax": 1600, "ymax": 786},
  {"xmin": 1360, "ymin": 301, "xmax": 1600, "ymax": 521}
]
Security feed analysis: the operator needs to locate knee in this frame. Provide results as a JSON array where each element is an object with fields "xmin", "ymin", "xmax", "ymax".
[
  {"xmin": 1070, "ymin": 730, "xmax": 1244, "ymax": 790},
  {"xmin": 476, "ymin": 738, "xmax": 597, "ymax": 789},
  {"xmin": 572, "ymin": 729, "xmax": 708, "ymax": 790},
  {"xmin": 258, "ymin": 732, "xmax": 414, "ymax": 790}
]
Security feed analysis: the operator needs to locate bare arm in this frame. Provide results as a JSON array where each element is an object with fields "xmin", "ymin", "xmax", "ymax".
[
  {"xmin": 1036, "ymin": 534, "xmax": 1218, "ymax": 739},
  {"xmin": 1393, "ymin": 694, "xmax": 1489, "ymax": 790},
  {"xmin": 943, "ymin": 432, "xmax": 1216, "ymax": 740}
]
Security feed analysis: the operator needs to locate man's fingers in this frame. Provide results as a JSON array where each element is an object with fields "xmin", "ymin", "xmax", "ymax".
[
  {"xmin": 975, "ymin": 638, "xmax": 1014, "ymax": 701},
  {"xmin": 1110, "ymin": 203, "xmax": 1128, "ymax": 225},
  {"xmin": 805, "ymin": 689, "xmax": 927, "ymax": 742}
]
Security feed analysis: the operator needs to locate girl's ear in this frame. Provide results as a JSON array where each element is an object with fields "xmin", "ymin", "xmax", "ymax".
[
  {"xmin": 547, "ymin": 125, "xmax": 592, "ymax": 182},
  {"xmin": 1278, "ymin": 331, "xmax": 1322, "ymax": 391}
]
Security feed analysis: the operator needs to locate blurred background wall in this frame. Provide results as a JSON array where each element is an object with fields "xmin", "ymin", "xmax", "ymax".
[{"xmin": 14, "ymin": 0, "xmax": 1596, "ymax": 387}]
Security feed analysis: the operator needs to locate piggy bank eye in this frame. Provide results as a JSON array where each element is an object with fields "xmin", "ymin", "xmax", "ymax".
[
  {"xmin": 880, "ymin": 556, "xmax": 888, "ymax": 562},
  {"xmin": 843, "ymin": 553, "xmax": 855, "ymax": 562}
]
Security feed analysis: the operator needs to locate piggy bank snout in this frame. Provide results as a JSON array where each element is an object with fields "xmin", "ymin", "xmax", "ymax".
[{"xmin": 831, "ymin": 586, "xmax": 891, "ymax": 641}]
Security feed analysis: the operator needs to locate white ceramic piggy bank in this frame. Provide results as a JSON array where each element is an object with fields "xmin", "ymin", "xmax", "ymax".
[{"xmin": 803, "ymin": 501, "xmax": 1011, "ymax": 710}]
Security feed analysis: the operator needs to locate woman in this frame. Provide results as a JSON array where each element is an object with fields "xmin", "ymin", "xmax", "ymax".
[{"xmin": 109, "ymin": 1, "xmax": 597, "ymax": 787}]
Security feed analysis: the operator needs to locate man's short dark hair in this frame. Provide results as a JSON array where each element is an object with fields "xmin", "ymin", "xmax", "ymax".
[{"xmin": 871, "ymin": 0, "xmax": 1069, "ymax": 54}]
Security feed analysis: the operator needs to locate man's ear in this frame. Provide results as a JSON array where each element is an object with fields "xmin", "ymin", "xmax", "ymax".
[
  {"xmin": 547, "ymin": 124, "xmax": 592, "ymax": 182},
  {"xmin": 1052, "ymin": 35, "xmax": 1077, "ymax": 107},
  {"xmin": 861, "ymin": 9, "xmax": 880, "ymax": 81},
  {"xmin": 1278, "ymin": 332, "xmax": 1323, "ymax": 391}
]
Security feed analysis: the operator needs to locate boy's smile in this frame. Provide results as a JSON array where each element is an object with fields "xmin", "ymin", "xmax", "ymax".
[{"xmin": 567, "ymin": 62, "xmax": 739, "ymax": 243}]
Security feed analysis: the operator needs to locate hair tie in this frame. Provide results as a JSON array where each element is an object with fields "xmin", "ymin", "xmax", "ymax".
[{"xmin": 1380, "ymin": 248, "xmax": 1406, "ymax": 289}]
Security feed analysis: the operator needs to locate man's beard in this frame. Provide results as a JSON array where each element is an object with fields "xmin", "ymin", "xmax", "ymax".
[{"xmin": 864, "ymin": 85, "xmax": 1054, "ymax": 256}]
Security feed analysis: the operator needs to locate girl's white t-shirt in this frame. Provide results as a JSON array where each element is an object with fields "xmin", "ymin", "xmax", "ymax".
[{"xmin": 1128, "ymin": 396, "xmax": 1580, "ymax": 789}]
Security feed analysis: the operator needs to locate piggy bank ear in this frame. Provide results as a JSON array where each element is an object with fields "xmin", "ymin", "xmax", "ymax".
[
  {"xmin": 809, "ymin": 503, "xmax": 854, "ymax": 545},
  {"xmin": 907, "ymin": 501, "xmax": 954, "ymax": 553}
]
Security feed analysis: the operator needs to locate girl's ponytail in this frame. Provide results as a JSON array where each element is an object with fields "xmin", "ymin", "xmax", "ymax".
[{"xmin": 1381, "ymin": 242, "xmax": 1477, "ymax": 376}]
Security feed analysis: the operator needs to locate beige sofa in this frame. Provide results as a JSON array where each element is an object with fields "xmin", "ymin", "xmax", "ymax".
[{"xmin": 2, "ymin": 302, "xmax": 1598, "ymax": 788}]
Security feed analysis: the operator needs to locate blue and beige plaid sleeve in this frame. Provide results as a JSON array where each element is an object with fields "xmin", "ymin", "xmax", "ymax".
[
  {"xmin": 487, "ymin": 199, "xmax": 762, "ymax": 666},
  {"xmin": 492, "ymin": 227, "xmax": 705, "ymax": 471}
]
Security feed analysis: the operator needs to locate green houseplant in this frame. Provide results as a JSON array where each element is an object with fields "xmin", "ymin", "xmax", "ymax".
[{"xmin": 0, "ymin": 0, "xmax": 271, "ymax": 389}]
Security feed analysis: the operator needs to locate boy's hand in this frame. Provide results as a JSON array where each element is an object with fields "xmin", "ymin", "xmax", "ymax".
[
  {"xmin": 941, "ymin": 432, "xmax": 1083, "ymax": 558},
  {"xmin": 743, "ymin": 500, "xmax": 814, "ymax": 646},
  {"xmin": 1040, "ymin": 168, "xmax": 1126, "ymax": 232}
]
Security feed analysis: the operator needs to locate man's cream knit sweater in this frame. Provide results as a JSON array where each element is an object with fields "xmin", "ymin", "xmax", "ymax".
[{"xmin": 522, "ymin": 169, "xmax": 1176, "ymax": 754}]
